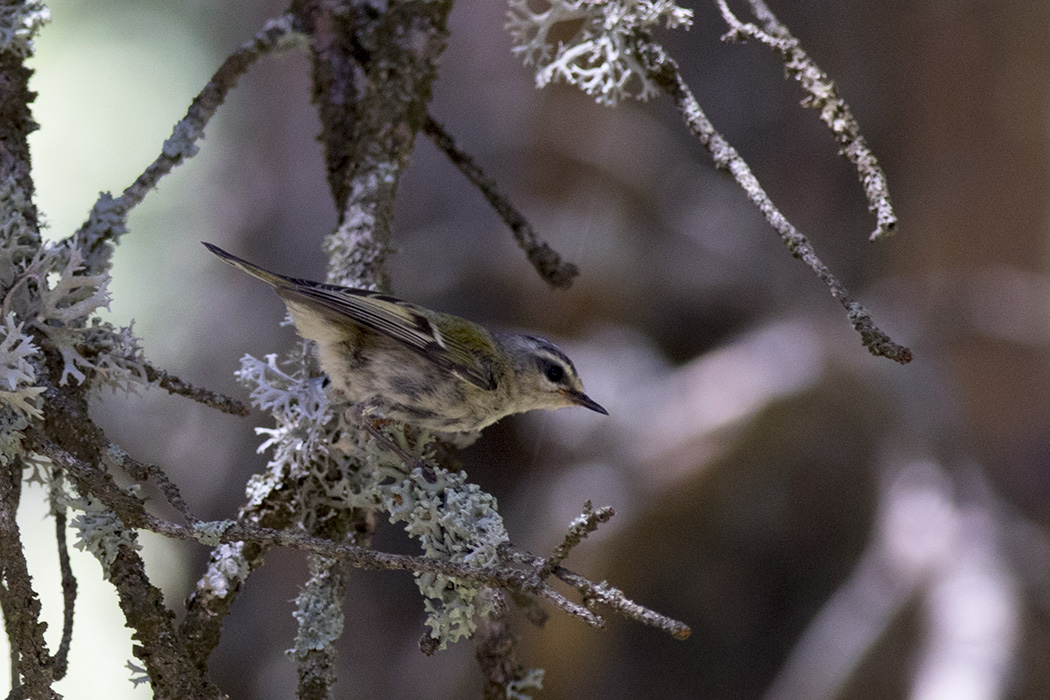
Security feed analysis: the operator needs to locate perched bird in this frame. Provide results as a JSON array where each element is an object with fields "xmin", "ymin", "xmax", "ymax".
[{"xmin": 204, "ymin": 242, "xmax": 607, "ymax": 433}]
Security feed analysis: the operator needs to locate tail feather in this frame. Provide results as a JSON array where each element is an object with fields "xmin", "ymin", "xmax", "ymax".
[{"xmin": 202, "ymin": 242, "xmax": 287, "ymax": 288}]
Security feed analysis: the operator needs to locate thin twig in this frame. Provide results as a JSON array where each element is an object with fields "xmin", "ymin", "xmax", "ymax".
[
  {"xmin": 633, "ymin": 32, "xmax": 912, "ymax": 364},
  {"xmin": 422, "ymin": 114, "xmax": 580, "ymax": 289},
  {"xmin": 72, "ymin": 13, "xmax": 300, "ymax": 248},
  {"xmin": 50, "ymin": 502, "xmax": 76, "ymax": 681},
  {"xmin": 39, "ymin": 437, "xmax": 688, "ymax": 638},
  {"xmin": 510, "ymin": 547, "xmax": 691, "ymax": 640},
  {"xmin": 0, "ymin": 456, "xmax": 58, "ymax": 700},
  {"xmin": 540, "ymin": 501, "xmax": 614, "ymax": 578},
  {"xmin": 557, "ymin": 566, "xmax": 691, "ymax": 640},
  {"xmin": 142, "ymin": 361, "xmax": 251, "ymax": 417},
  {"xmin": 105, "ymin": 444, "xmax": 197, "ymax": 523},
  {"xmin": 715, "ymin": 0, "xmax": 896, "ymax": 241}
]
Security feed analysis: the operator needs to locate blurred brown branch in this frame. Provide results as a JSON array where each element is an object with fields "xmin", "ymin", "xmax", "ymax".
[{"xmin": 423, "ymin": 114, "xmax": 581, "ymax": 289}]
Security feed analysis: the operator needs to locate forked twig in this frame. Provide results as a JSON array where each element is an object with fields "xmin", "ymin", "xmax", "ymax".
[
  {"xmin": 633, "ymin": 32, "xmax": 911, "ymax": 364},
  {"xmin": 540, "ymin": 500, "xmax": 614, "ymax": 578},
  {"xmin": 715, "ymin": 0, "xmax": 896, "ymax": 241}
]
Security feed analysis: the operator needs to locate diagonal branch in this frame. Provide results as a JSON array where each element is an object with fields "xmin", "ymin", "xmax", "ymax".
[
  {"xmin": 508, "ymin": 547, "xmax": 691, "ymax": 640},
  {"xmin": 633, "ymin": 32, "xmax": 911, "ymax": 364},
  {"xmin": 422, "ymin": 114, "xmax": 580, "ymax": 289},
  {"xmin": 70, "ymin": 13, "xmax": 301, "ymax": 258},
  {"xmin": 142, "ymin": 361, "xmax": 251, "ymax": 417},
  {"xmin": 115, "ymin": 14, "xmax": 300, "ymax": 218},
  {"xmin": 715, "ymin": 0, "xmax": 897, "ymax": 241},
  {"xmin": 540, "ymin": 500, "xmax": 614, "ymax": 578}
]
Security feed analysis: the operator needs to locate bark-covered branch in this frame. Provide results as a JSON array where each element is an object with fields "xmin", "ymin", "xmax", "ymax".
[
  {"xmin": 422, "ymin": 114, "xmax": 581, "ymax": 288},
  {"xmin": 34, "ymin": 435, "xmax": 690, "ymax": 641},
  {"xmin": 633, "ymin": 32, "xmax": 912, "ymax": 365},
  {"xmin": 716, "ymin": 0, "xmax": 897, "ymax": 242}
]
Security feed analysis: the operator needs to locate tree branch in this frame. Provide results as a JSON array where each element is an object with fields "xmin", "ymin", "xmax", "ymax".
[
  {"xmin": 33, "ymin": 434, "xmax": 690, "ymax": 644},
  {"xmin": 142, "ymin": 361, "xmax": 251, "ymax": 417},
  {"xmin": 0, "ymin": 456, "xmax": 58, "ymax": 700},
  {"xmin": 74, "ymin": 13, "xmax": 300, "ymax": 249},
  {"xmin": 633, "ymin": 32, "xmax": 911, "ymax": 364},
  {"xmin": 474, "ymin": 594, "xmax": 543, "ymax": 700},
  {"xmin": 715, "ymin": 0, "xmax": 897, "ymax": 241},
  {"xmin": 49, "ymin": 495, "xmax": 76, "ymax": 681},
  {"xmin": 422, "ymin": 114, "xmax": 580, "ymax": 289},
  {"xmin": 33, "ymin": 356, "xmax": 224, "ymax": 699},
  {"xmin": 540, "ymin": 501, "xmax": 613, "ymax": 578}
]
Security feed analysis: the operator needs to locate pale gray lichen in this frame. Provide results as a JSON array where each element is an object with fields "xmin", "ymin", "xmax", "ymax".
[
  {"xmin": 0, "ymin": 231, "xmax": 150, "ymax": 394},
  {"xmin": 506, "ymin": 0, "xmax": 692, "ymax": 105},
  {"xmin": 288, "ymin": 557, "xmax": 345, "ymax": 658},
  {"xmin": 0, "ymin": 313, "xmax": 44, "ymax": 419},
  {"xmin": 192, "ymin": 520, "xmax": 235, "ymax": 547},
  {"xmin": 161, "ymin": 120, "xmax": 203, "ymax": 161},
  {"xmin": 73, "ymin": 193, "xmax": 129, "ymax": 274},
  {"xmin": 0, "ymin": 0, "xmax": 50, "ymax": 58},
  {"xmin": 199, "ymin": 542, "xmax": 251, "ymax": 598},
  {"xmin": 507, "ymin": 668, "xmax": 545, "ymax": 700},
  {"xmin": 69, "ymin": 493, "xmax": 141, "ymax": 568},
  {"xmin": 238, "ymin": 349, "xmax": 511, "ymax": 650},
  {"xmin": 0, "ymin": 408, "xmax": 30, "ymax": 467}
]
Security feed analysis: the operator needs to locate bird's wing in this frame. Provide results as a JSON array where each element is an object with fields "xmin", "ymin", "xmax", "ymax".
[
  {"xmin": 204, "ymin": 242, "xmax": 498, "ymax": 391},
  {"xmin": 280, "ymin": 283, "xmax": 499, "ymax": 392}
]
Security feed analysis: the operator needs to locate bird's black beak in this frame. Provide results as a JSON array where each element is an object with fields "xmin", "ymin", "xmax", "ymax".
[{"xmin": 564, "ymin": 389, "xmax": 608, "ymax": 416}]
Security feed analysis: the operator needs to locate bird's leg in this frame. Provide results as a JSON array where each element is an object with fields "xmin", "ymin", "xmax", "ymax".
[{"xmin": 349, "ymin": 404, "xmax": 437, "ymax": 483}]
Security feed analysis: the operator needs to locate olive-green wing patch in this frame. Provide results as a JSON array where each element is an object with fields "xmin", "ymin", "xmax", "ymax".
[{"xmin": 278, "ymin": 283, "xmax": 498, "ymax": 391}]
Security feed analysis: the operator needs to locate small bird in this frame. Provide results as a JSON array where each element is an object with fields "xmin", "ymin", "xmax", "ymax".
[{"xmin": 204, "ymin": 243, "xmax": 607, "ymax": 434}]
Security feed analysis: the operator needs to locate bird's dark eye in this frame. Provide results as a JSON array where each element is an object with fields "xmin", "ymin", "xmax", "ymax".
[{"xmin": 544, "ymin": 363, "xmax": 565, "ymax": 383}]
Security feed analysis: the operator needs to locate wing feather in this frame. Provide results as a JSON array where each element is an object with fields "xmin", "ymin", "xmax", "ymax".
[
  {"xmin": 279, "ymin": 284, "xmax": 498, "ymax": 391},
  {"xmin": 204, "ymin": 242, "xmax": 497, "ymax": 391}
]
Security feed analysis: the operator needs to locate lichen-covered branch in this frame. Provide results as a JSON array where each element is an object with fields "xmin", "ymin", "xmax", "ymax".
[
  {"xmin": 32, "ymin": 369, "xmax": 224, "ymax": 700},
  {"xmin": 292, "ymin": 0, "xmax": 455, "ymax": 289},
  {"xmin": 291, "ymin": 557, "xmax": 346, "ymax": 700},
  {"xmin": 715, "ymin": 0, "xmax": 897, "ymax": 241},
  {"xmin": 540, "ymin": 500, "xmax": 613, "ymax": 578},
  {"xmin": 633, "ymin": 33, "xmax": 912, "ymax": 364},
  {"xmin": 35, "ymin": 451, "xmax": 690, "ymax": 643},
  {"xmin": 556, "ymin": 565, "xmax": 691, "ymax": 640},
  {"xmin": 474, "ymin": 598, "xmax": 545, "ymax": 700},
  {"xmin": 507, "ymin": 0, "xmax": 909, "ymax": 363},
  {"xmin": 0, "ymin": 456, "xmax": 58, "ymax": 700},
  {"xmin": 509, "ymin": 545, "xmax": 692, "ymax": 640},
  {"xmin": 422, "ymin": 114, "xmax": 580, "ymax": 289},
  {"xmin": 49, "ymin": 490, "xmax": 76, "ymax": 681},
  {"xmin": 106, "ymin": 442, "xmax": 197, "ymax": 523},
  {"xmin": 68, "ymin": 13, "xmax": 301, "ymax": 265},
  {"xmin": 142, "ymin": 360, "xmax": 250, "ymax": 417}
]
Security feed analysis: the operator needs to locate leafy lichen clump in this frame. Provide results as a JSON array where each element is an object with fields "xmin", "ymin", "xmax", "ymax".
[
  {"xmin": 507, "ymin": 0, "xmax": 692, "ymax": 105},
  {"xmin": 237, "ymin": 349, "xmax": 510, "ymax": 650}
]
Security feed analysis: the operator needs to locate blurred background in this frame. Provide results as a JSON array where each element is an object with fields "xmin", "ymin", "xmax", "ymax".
[{"xmin": 9, "ymin": 0, "xmax": 1050, "ymax": 698}]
